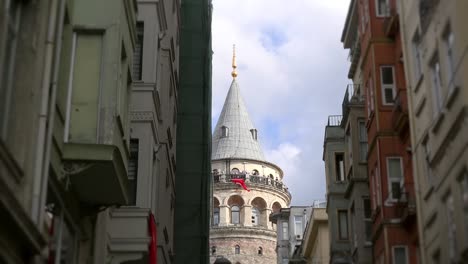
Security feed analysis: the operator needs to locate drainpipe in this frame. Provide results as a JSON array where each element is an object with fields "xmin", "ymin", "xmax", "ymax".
[{"xmin": 31, "ymin": 0, "xmax": 66, "ymax": 226}]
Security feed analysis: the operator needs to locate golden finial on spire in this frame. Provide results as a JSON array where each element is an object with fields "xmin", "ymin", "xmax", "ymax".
[{"xmin": 231, "ymin": 44, "xmax": 238, "ymax": 79}]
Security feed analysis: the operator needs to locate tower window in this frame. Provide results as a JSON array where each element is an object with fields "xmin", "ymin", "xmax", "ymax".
[
  {"xmin": 211, "ymin": 246, "xmax": 216, "ymax": 256},
  {"xmin": 258, "ymin": 247, "xmax": 263, "ymax": 255},
  {"xmin": 235, "ymin": 245, "xmax": 240, "ymax": 254},
  {"xmin": 221, "ymin": 126, "xmax": 229, "ymax": 137},
  {"xmin": 250, "ymin": 129, "xmax": 258, "ymax": 140},
  {"xmin": 231, "ymin": 206, "xmax": 240, "ymax": 224},
  {"xmin": 252, "ymin": 207, "xmax": 259, "ymax": 226}
]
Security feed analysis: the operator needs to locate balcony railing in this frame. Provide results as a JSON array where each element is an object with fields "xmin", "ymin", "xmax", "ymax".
[
  {"xmin": 212, "ymin": 173, "xmax": 289, "ymax": 194},
  {"xmin": 342, "ymin": 84, "xmax": 364, "ymax": 121},
  {"xmin": 327, "ymin": 115, "xmax": 342, "ymax": 127},
  {"xmin": 391, "ymin": 89, "xmax": 409, "ymax": 137},
  {"xmin": 347, "ymin": 36, "xmax": 361, "ymax": 78},
  {"xmin": 383, "ymin": 5, "xmax": 399, "ymax": 38}
]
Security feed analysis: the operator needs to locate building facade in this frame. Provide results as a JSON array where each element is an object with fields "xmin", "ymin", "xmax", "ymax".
[
  {"xmin": 398, "ymin": 0, "xmax": 468, "ymax": 263},
  {"xmin": 174, "ymin": 0, "xmax": 213, "ymax": 263},
  {"xmin": 270, "ymin": 206, "xmax": 313, "ymax": 264},
  {"xmin": 300, "ymin": 205, "xmax": 330, "ymax": 264},
  {"xmin": 323, "ymin": 115, "xmax": 352, "ymax": 263},
  {"xmin": 0, "ymin": 0, "xmax": 212, "ymax": 263},
  {"xmin": 341, "ymin": 0, "xmax": 419, "ymax": 263},
  {"xmin": 209, "ymin": 55, "xmax": 291, "ymax": 264}
]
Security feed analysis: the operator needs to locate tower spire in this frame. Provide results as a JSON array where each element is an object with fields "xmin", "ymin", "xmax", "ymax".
[{"xmin": 231, "ymin": 44, "xmax": 238, "ymax": 79}]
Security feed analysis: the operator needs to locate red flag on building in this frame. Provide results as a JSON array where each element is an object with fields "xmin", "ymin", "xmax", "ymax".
[
  {"xmin": 231, "ymin": 178, "xmax": 250, "ymax": 192},
  {"xmin": 149, "ymin": 212, "xmax": 157, "ymax": 264}
]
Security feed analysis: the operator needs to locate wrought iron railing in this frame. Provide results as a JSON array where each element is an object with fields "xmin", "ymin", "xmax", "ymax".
[{"xmin": 212, "ymin": 173, "xmax": 289, "ymax": 193}]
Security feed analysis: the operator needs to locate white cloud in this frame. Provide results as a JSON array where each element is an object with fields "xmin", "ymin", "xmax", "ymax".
[{"xmin": 212, "ymin": 0, "xmax": 351, "ymax": 205}]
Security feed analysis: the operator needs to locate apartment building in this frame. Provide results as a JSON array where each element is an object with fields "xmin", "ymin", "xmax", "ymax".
[
  {"xmin": 300, "ymin": 204, "xmax": 330, "ymax": 264},
  {"xmin": 270, "ymin": 206, "xmax": 312, "ymax": 264},
  {"xmin": 322, "ymin": 115, "xmax": 352, "ymax": 263},
  {"xmin": 341, "ymin": 0, "xmax": 419, "ymax": 263},
  {"xmin": 0, "ymin": 0, "xmax": 212, "ymax": 263},
  {"xmin": 399, "ymin": 0, "xmax": 468, "ymax": 263}
]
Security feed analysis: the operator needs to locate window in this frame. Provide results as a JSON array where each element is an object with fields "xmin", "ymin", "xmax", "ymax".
[
  {"xmin": 282, "ymin": 221, "xmax": 289, "ymax": 240},
  {"xmin": 235, "ymin": 245, "xmax": 240, "ymax": 254},
  {"xmin": 252, "ymin": 207, "xmax": 259, "ymax": 226},
  {"xmin": 258, "ymin": 247, "xmax": 263, "ymax": 255},
  {"xmin": 213, "ymin": 207, "xmax": 220, "ymax": 226},
  {"xmin": 0, "ymin": 1, "xmax": 21, "ymax": 139},
  {"xmin": 387, "ymin": 157, "xmax": 404, "ymax": 200},
  {"xmin": 375, "ymin": 0, "xmax": 389, "ymax": 17},
  {"xmin": 412, "ymin": 31, "xmax": 423, "ymax": 81},
  {"xmin": 133, "ymin": 22, "xmax": 144, "ymax": 80},
  {"xmin": 346, "ymin": 127, "xmax": 352, "ymax": 167},
  {"xmin": 367, "ymin": 77, "xmax": 375, "ymax": 117},
  {"xmin": 462, "ymin": 173, "xmax": 468, "ymax": 243},
  {"xmin": 430, "ymin": 56, "xmax": 443, "ymax": 115},
  {"xmin": 252, "ymin": 169, "xmax": 259, "ymax": 175},
  {"xmin": 231, "ymin": 168, "xmax": 240, "ymax": 174},
  {"xmin": 423, "ymin": 138, "xmax": 434, "ymax": 185},
  {"xmin": 294, "ymin": 215, "xmax": 303, "ymax": 237},
  {"xmin": 363, "ymin": 198, "xmax": 372, "ymax": 242},
  {"xmin": 335, "ymin": 153, "xmax": 345, "ymax": 181},
  {"xmin": 444, "ymin": 27, "xmax": 455, "ymax": 91},
  {"xmin": 250, "ymin": 129, "xmax": 258, "ymax": 140},
  {"xmin": 211, "ymin": 246, "xmax": 216, "ymax": 255},
  {"xmin": 231, "ymin": 206, "xmax": 240, "ymax": 224},
  {"xmin": 221, "ymin": 126, "xmax": 229, "ymax": 137},
  {"xmin": 445, "ymin": 193, "xmax": 457, "ymax": 262},
  {"xmin": 128, "ymin": 139, "xmax": 139, "ymax": 205},
  {"xmin": 338, "ymin": 210, "xmax": 349, "ymax": 240},
  {"xmin": 358, "ymin": 120, "xmax": 368, "ymax": 162},
  {"xmin": 393, "ymin": 246, "xmax": 408, "ymax": 264},
  {"xmin": 380, "ymin": 66, "xmax": 396, "ymax": 105}
]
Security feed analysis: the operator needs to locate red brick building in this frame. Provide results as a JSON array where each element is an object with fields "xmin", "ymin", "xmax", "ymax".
[{"xmin": 343, "ymin": 0, "xmax": 419, "ymax": 263}]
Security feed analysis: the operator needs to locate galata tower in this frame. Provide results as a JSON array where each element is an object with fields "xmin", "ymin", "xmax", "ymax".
[{"xmin": 210, "ymin": 47, "xmax": 291, "ymax": 264}]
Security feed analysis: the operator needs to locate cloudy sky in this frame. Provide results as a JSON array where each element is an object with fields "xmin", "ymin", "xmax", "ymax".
[{"xmin": 211, "ymin": 0, "xmax": 352, "ymax": 205}]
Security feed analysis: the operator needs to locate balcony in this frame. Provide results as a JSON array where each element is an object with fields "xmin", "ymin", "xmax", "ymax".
[
  {"xmin": 62, "ymin": 143, "xmax": 128, "ymax": 205},
  {"xmin": 391, "ymin": 89, "xmax": 409, "ymax": 138},
  {"xmin": 342, "ymin": 84, "xmax": 364, "ymax": 121},
  {"xmin": 394, "ymin": 190, "xmax": 417, "ymax": 224},
  {"xmin": 212, "ymin": 173, "xmax": 290, "ymax": 196},
  {"xmin": 347, "ymin": 37, "xmax": 361, "ymax": 79},
  {"xmin": 383, "ymin": 5, "xmax": 399, "ymax": 38}
]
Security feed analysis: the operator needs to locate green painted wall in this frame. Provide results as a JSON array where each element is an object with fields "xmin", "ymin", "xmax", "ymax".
[{"xmin": 175, "ymin": 0, "xmax": 213, "ymax": 263}]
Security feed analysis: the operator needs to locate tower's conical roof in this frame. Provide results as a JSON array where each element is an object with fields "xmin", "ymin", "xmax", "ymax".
[{"xmin": 212, "ymin": 79, "xmax": 265, "ymax": 161}]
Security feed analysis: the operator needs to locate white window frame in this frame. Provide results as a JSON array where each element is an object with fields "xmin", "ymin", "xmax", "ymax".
[
  {"xmin": 430, "ymin": 56, "xmax": 443, "ymax": 116},
  {"xmin": 375, "ymin": 165, "xmax": 382, "ymax": 206},
  {"xmin": 461, "ymin": 172, "xmax": 468, "ymax": 244},
  {"xmin": 358, "ymin": 120, "xmax": 368, "ymax": 162},
  {"xmin": 213, "ymin": 207, "xmax": 220, "ymax": 226},
  {"xmin": 0, "ymin": 2, "xmax": 22, "ymax": 139},
  {"xmin": 337, "ymin": 209, "xmax": 349, "ymax": 240},
  {"xmin": 294, "ymin": 215, "xmax": 303, "ymax": 237},
  {"xmin": 367, "ymin": 77, "xmax": 375, "ymax": 117},
  {"xmin": 380, "ymin": 66, "xmax": 396, "ymax": 105},
  {"xmin": 412, "ymin": 31, "xmax": 422, "ymax": 83},
  {"xmin": 444, "ymin": 27, "xmax": 455, "ymax": 93},
  {"xmin": 392, "ymin": 245, "xmax": 409, "ymax": 264},
  {"xmin": 282, "ymin": 221, "xmax": 289, "ymax": 240},
  {"xmin": 375, "ymin": 0, "xmax": 390, "ymax": 17},
  {"xmin": 445, "ymin": 193, "xmax": 457, "ymax": 262},
  {"xmin": 386, "ymin": 157, "xmax": 404, "ymax": 201},
  {"xmin": 231, "ymin": 205, "xmax": 240, "ymax": 224},
  {"xmin": 251, "ymin": 207, "xmax": 259, "ymax": 226}
]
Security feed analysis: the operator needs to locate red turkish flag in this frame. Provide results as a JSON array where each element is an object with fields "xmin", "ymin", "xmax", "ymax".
[{"xmin": 231, "ymin": 178, "xmax": 250, "ymax": 192}]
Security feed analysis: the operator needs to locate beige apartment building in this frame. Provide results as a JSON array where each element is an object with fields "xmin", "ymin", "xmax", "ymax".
[
  {"xmin": 398, "ymin": 0, "xmax": 468, "ymax": 263},
  {"xmin": 301, "ymin": 206, "xmax": 330, "ymax": 264}
]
